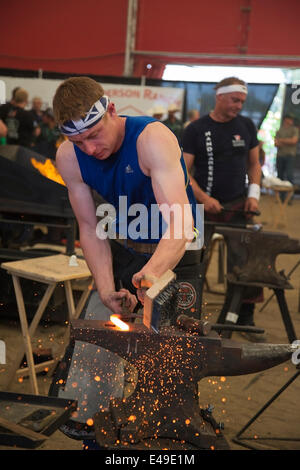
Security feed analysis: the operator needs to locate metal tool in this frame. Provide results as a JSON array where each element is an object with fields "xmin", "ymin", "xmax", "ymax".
[
  {"xmin": 176, "ymin": 314, "xmax": 265, "ymax": 336},
  {"xmin": 221, "ymin": 208, "xmax": 261, "ymax": 216},
  {"xmin": 68, "ymin": 318, "xmax": 296, "ymax": 450},
  {"xmin": 214, "ymin": 226, "xmax": 300, "ymax": 342},
  {"xmin": 141, "ymin": 270, "xmax": 179, "ymax": 332}
]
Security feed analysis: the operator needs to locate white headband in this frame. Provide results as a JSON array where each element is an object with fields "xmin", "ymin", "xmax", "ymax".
[
  {"xmin": 216, "ymin": 84, "xmax": 248, "ymax": 95},
  {"xmin": 60, "ymin": 95, "xmax": 110, "ymax": 136}
]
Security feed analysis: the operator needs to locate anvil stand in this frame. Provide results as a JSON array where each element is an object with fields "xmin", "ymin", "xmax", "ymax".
[
  {"xmin": 259, "ymin": 258, "xmax": 300, "ymax": 314},
  {"xmin": 232, "ymin": 365, "xmax": 300, "ymax": 450},
  {"xmin": 216, "ymin": 279, "xmax": 297, "ymax": 343}
]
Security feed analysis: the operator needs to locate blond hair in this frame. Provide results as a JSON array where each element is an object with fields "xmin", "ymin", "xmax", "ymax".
[
  {"xmin": 53, "ymin": 76, "xmax": 105, "ymax": 125},
  {"xmin": 214, "ymin": 77, "xmax": 246, "ymax": 91},
  {"xmin": 14, "ymin": 88, "xmax": 29, "ymax": 104}
]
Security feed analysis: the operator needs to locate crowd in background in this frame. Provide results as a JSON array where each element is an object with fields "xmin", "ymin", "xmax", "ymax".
[
  {"xmin": 0, "ymin": 86, "xmax": 66, "ymax": 159},
  {"xmin": 0, "ymin": 85, "xmax": 299, "ymax": 192}
]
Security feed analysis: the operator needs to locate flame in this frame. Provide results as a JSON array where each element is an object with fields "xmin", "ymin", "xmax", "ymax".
[
  {"xmin": 110, "ymin": 314, "xmax": 129, "ymax": 331},
  {"xmin": 31, "ymin": 157, "xmax": 65, "ymax": 186}
]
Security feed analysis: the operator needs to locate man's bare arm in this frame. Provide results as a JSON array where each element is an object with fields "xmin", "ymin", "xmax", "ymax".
[
  {"xmin": 133, "ymin": 124, "xmax": 195, "ymax": 284},
  {"xmin": 276, "ymin": 135, "xmax": 298, "ymax": 145},
  {"xmin": 56, "ymin": 142, "xmax": 137, "ymax": 313},
  {"xmin": 0, "ymin": 119, "xmax": 7, "ymax": 137},
  {"xmin": 183, "ymin": 151, "xmax": 223, "ymax": 213},
  {"xmin": 245, "ymin": 145, "xmax": 261, "ymax": 213}
]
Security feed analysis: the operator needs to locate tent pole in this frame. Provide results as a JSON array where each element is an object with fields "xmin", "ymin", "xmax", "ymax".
[{"xmin": 124, "ymin": 0, "xmax": 138, "ymax": 77}]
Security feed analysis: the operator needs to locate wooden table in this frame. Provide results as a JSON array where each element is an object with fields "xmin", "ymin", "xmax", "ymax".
[{"xmin": 1, "ymin": 254, "xmax": 92, "ymax": 395}]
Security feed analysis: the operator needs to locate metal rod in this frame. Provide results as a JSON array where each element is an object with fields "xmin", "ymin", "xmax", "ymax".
[
  {"xmin": 221, "ymin": 208, "xmax": 261, "ymax": 216},
  {"xmin": 205, "ymin": 220, "xmax": 262, "ymax": 231},
  {"xmin": 274, "ymin": 288, "xmax": 297, "ymax": 343},
  {"xmin": 212, "ymin": 323, "xmax": 265, "ymax": 334},
  {"xmin": 236, "ymin": 369, "xmax": 300, "ymax": 439},
  {"xmin": 0, "ymin": 218, "xmax": 72, "ymax": 228},
  {"xmin": 133, "ymin": 50, "xmax": 300, "ymax": 63}
]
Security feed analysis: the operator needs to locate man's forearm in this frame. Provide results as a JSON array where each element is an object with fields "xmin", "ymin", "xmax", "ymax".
[
  {"xmin": 141, "ymin": 237, "xmax": 188, "ymax": 278},
  {"xmin": 0, "ymin": 119, "xmax": 7, "ymax": 137},
  {"xmin": 80, "ymin": 230, "xmax": 115, "ymax": 299},
  {"xmin": 189, "ymin": 175, "xmax": 208, "ymax": 203},
  {"xmin": 247, "ymin": 160, "xmax": 261, "ymax": 186},
  {"xmin": 277, "ymin": 137, "xmax": 298, "ymax": 145}
]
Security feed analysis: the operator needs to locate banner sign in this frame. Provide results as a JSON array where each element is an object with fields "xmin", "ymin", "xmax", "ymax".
[
  {"xmin": 0, "ymin": 77, "xmax": 184, "ymax": 119},
  {"xmin": 103, "ymin": 83, "xmax": 184, "ymax": 117}
]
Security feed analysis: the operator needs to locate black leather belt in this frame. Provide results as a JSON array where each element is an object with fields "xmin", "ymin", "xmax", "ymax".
[{"xmin": 115, "ymin": 238, "xmax": 158, "ymax": 255}]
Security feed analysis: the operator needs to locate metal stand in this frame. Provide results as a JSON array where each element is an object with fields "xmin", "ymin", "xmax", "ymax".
[
  {"xmin": 217, "ymin": 283, "xmax": 297, "ymax": 343},
  {"xmin": 232, "ymin": 366, "xmax": 300, "ymax": 450},
  {"xmin": 259, "ymin": 259, "xmax": 300, "ymax": 314}
]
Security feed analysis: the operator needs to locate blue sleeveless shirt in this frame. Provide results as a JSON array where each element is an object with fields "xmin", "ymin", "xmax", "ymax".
[{"xmin": 74, "ymin": 115, "xmax": 198, "ymax": 243}]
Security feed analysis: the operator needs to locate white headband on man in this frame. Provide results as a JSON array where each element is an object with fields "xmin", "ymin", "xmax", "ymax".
[
  {"xmin": 216, "ymin": 84, "xmax": 248, "ymax": 95},
  {"xmin": 60, "ymin": 95, "xmax": 110, "ymax": 136}
]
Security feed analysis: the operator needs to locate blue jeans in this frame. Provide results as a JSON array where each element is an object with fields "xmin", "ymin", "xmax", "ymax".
[{"xmin": 276, "ymin": 154, "xmax": 295, "ymax": 201}]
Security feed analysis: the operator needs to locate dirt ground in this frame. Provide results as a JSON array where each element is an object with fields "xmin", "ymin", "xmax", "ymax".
[{"xmin": 0, "ymin": 191, "xmax": 299, "ymax": 451}]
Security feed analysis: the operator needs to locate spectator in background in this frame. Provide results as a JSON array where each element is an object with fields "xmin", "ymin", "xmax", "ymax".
[
  {"xmin": 275, "ymin": 114, "xmax": 299, "ymax": 201},
  {"xmin": 182, "ymin": 76, "xmax": 263, "ymax": 341},
  {"xmin": 151, "ymin": 105, "xmax": 166, "ymax": 121},
  {"xmin": 34, "ymin": 108, "xmax": 61, "ymax": 159},
  {"xmin": 30, "ymin": 96, "xmax": 43, "ymax": 124},
  {"xmin": 0, "ymin": 88, "xmax": 35, "ymax": 148},
  {"xmin": 163, "ymin": 103, "xmax": 183, "ymax": 144},
  {"xmin": 184, "ymin": 109, "xmax": 200, "ymax": 128},
  {"xmin": 8, "ymin": 86, "xmax": 21, "ymax": 105}
]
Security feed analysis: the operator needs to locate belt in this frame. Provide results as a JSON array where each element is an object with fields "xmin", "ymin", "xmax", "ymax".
[
  {"xmin": 115, "ymin": 235, "xmax": 199, "ymax": 255},
  {"xmin": 115, "ymin": 237, "xmax": 158, "ymax": 255}
]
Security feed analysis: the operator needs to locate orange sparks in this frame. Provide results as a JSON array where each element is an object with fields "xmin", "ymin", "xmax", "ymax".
[
  {"xmin": 86, "ymin": 418, "xmax": 94, "ymax": 426},
  {"xmin": 110, "ymin": 315, "xmax": 129, "ymax": 331},
  {"xmin": 185, "ymin": 419, "xmax": 191, "ymax": 425},
  {"xmin": 220, "ymin": 376, "xmax": 226, "ymax": 382},
  {"xmin": 128, "ymin": 415, "xmax": 137, "ymax": 423},
  {"xmin": 94, "ymin": 375, "xmax": 101, "ymax": 382}
]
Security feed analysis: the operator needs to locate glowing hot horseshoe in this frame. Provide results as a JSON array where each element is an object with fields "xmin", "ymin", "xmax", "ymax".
[{"xmin": 110, "ymin": 315, "xmax": 129, "ymax": 331}]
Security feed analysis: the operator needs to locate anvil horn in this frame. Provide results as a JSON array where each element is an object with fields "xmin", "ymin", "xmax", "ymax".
[{"xmin": 203, "ymin": 339, "xmax": 297, "ymax": 377}]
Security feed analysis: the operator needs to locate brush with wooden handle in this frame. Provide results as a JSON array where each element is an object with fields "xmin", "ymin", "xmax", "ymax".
[{"xmin": 140, "ymin": 270, "xmax": 180, "ymax": 333}]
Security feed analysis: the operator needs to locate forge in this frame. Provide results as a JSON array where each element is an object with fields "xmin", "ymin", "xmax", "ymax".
[
  {"xmin": 50, "ymin": 315, "xmax": 297, "ymax": 450},
  {"xmin": 0, "ymin": 145, "xmax": 79, "ymax": 322},
  {"xmin": 0, "ymin": 144, "xmax": 76, "ymax": 258}
]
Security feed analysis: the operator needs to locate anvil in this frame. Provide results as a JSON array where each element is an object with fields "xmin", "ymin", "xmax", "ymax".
[
  {"xmin": 213, "ymin": 227, "xmax": 300, "ymax": 342},
  {"xmin": 214, "ymin": 226, "xmax": 300, "ymax": 289},
  {"xmin": 67, "ymin": 318, "xmax": 296, "ymax": 450}
]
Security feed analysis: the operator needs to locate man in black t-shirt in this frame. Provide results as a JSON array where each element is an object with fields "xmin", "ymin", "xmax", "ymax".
[
  {"xmin": 183, "ymin": 77, "xmax": 263, "ymax": 340},
  {"xmin": 0, "ymin": 88, "xmax": 35, "ymax": 148}
]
